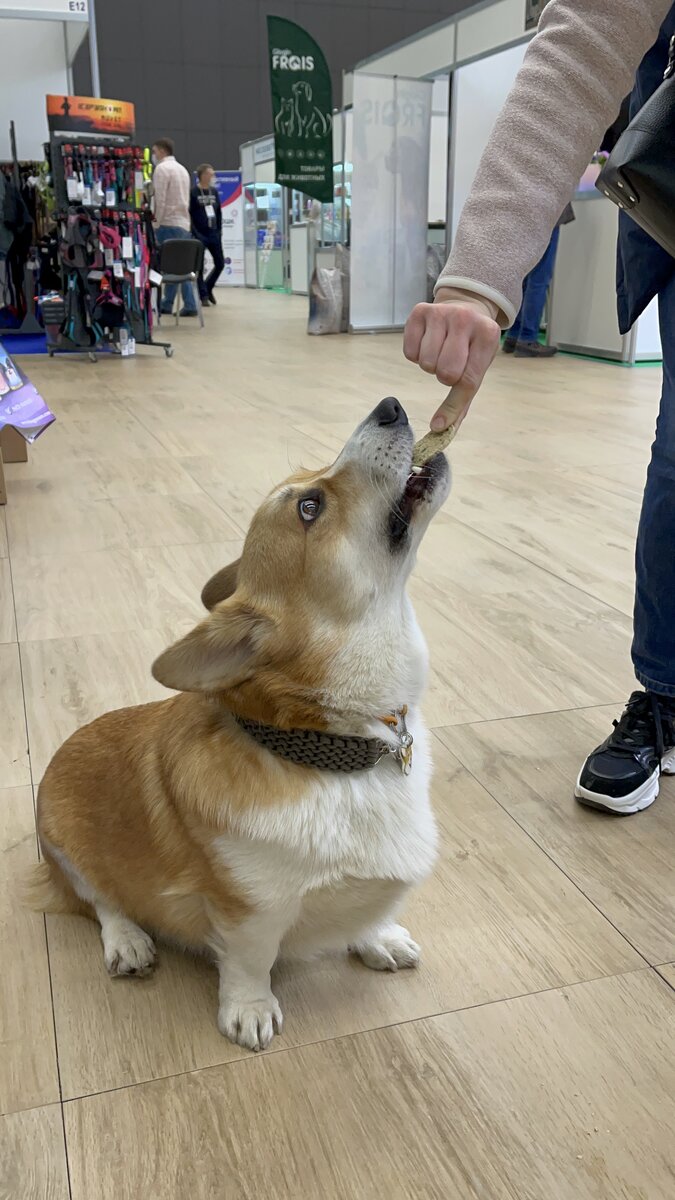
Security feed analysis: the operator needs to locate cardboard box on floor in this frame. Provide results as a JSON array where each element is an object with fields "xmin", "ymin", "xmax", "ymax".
[
  {"xmin": 0, "ymin": 425, "xmax": 28, "ymax": 505},
  {"xmin": 0, "ymin": 342, "xmax": 55, "ymax": 503}
]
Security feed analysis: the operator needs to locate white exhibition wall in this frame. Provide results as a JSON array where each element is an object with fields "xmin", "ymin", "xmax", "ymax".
[
  {"xmin": 0, "ymin": 19, "xmax": 69, "ymax": 160},
  {"xmin": 635, "ymin": 296, "xmax": 661, "ymax": 359},
  {"xmin": 428, "ymin": 76, "xmax": 449, "ymax": 225},
  {"xmin": 449, "ymin": 41, "xmax": 527, "ymax": 241},
  {"xmin": 548, "ymin": 200, "xmax": 623, "ymax": 357},
  {"xmin": 350, "ymin": 72, "xmax": 432, "ymax": 330},
  {"xmin": 362, "ymin": 22, "xmax": 455, "ymax": 79},
  {"xmin": 240, "ymin": 143, "xmax": 255, "ymax": 182},
  {"xmin": 456, "ymin": 0, "xmax": 525, "ymax": 61},
  {"xmin": 255, "ymin": 159, "xmax": 276, "ymax": 184},
  {"xmin": 357, "ymin": 0, "xmax": 526, "ymax": 79},
  {"xmin": 332, "ymin": 108, "xmax": 353, "ymax": 167}
]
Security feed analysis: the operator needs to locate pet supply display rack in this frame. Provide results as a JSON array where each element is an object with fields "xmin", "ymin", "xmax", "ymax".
[{"xmin": 48, "ymin": 131, "xmax": 172, "ymax": 360}]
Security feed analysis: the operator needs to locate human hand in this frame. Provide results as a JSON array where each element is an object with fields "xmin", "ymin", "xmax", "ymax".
[{"xmin": 403, "ymin": 288, "xmax": 502, "ymax": 432}]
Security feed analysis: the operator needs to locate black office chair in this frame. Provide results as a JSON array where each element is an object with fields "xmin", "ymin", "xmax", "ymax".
[{"xmin": 157, "ymin": 238, "xmax": 205, "ymax": 327}]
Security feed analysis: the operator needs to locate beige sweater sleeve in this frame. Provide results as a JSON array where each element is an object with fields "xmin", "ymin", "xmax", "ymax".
[{"xmin": 435, "ymin": 0, "xmax": 671, "ymax": 326}]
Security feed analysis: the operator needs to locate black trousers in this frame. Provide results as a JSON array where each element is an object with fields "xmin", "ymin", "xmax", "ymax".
[{"xmin": 195, "ymin": 230, "xmax": 225, "ymax": 297}]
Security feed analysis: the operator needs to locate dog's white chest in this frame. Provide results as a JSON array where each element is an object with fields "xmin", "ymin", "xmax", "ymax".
[{"xmin": 213, "ymin": 724, "xmax": 437, "ymax": 904}]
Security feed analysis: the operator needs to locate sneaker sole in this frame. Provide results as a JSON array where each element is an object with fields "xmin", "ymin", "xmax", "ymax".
[{"xmin": 574, "ymin": 746, "xmax": 675, "ymax": 814}]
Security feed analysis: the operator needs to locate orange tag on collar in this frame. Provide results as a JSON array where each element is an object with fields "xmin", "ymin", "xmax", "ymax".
[{"xmin": 379, "ymin": 708, "xmax": 413, "ymax": 775}]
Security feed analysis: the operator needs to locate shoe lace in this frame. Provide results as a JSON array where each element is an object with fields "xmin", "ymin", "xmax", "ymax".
[{"xmin": 610, "ymin": 692, "xmax": 666, "ymax": 759}]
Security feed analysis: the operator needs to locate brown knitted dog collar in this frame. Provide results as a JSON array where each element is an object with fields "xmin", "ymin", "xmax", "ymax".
[{"xmin": 235, "ymin": 707, "xmax": 414, "ymax": 775}]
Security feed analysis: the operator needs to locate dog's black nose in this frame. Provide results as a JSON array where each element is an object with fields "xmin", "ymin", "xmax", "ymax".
[{"xmin": 372, "ymin": 397, "xmax": 408, "ymax": 427}]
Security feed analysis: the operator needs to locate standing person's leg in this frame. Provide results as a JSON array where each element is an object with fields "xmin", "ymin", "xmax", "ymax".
[
  {"xmin": 575, "ymin": 271, "xmax": 675, "ymax": 814},
  {"xmin": 633, "ymin": 272, "xmax": 675, "ymax": 694},
  {"xmin": 513, "ymin": 226, "xmax": 560, "ymax": 356},
  {"xmin": 204, "ymin": 233, "xmax": 225, "ymax": 298},
  {"xmin": 503, "ymin": 297, "xmax": 524, "ymax": 352},
  {"xmin": 193, "ymin": 232, "xmax": 209, "ymax": 300},
  {"xmin": 156, "ymin": 226, "xmax": 177, "ymax": 314}
]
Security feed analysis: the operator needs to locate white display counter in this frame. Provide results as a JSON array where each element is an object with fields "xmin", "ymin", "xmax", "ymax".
[
  {"xmin": 548, "ymin": 197, "xmax": 662, "ymax": 363},
  {"xmin": 290, "ymin": 223, "xmax": 310, "ymax": 295}
]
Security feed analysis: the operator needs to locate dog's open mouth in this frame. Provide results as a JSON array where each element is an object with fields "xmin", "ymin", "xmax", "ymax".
[{"xmin": 389, "ymin": 452, "xmax": 447, "ymax": 547}]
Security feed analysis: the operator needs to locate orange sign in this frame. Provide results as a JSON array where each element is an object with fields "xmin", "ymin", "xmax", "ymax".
[{"xmin": 46, "ymin": 95, "xmax": 135, "ymax": 137}]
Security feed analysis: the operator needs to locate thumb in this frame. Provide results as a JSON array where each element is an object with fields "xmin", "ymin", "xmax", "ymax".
[{"xmin": 431, "ymin": 380, "xmax": 475, "ymax": 433}]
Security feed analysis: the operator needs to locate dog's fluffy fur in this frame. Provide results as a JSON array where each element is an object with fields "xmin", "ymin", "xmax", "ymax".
[{"xmin": 26, "ymin": 401, "xmax": 449, "ymax": 1051}]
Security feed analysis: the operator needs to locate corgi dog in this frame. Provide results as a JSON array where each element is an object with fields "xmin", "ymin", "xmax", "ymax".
[{"xmin": 28, "ymin": 398, "xmax": 449, "ymax": 1052}]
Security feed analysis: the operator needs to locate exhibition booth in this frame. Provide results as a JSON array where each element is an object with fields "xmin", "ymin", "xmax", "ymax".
[
  {"xmin": 0, "ymin": 1, "xmax": 90, "ymax": 163},
  {"xmin": 240, "ymin": 116, "xmax": 353, "ymax": 296},
  {"xmin": 2, "ymin": 0, "xmax": 662, "ymax": 363},
  {"xmin": 239, "ymin": 74, "xmax": 447, "ymax": 315},
  {"xmin": 333, "ymin": 0, "xmax": 658, "ymax": 355},
  {"xmin": 0, "ymin": 5, "xmax": 91, "ymax": 493},
  {"xmin": 446, "ymin": 29, "xmax": 659, "ymax": 361},
  {"xmin": 0, "ymin": 2, "xmax": 91, "ymax": 346}
]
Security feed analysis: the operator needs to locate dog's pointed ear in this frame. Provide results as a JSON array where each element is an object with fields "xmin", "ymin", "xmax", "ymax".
[
  {"xmin": 201, "ymin": 558, "xmax": 240, "ymax": 610},
  {"xmin": 152, "ymin": 600, "xmax": 267, "ymax": 693}
]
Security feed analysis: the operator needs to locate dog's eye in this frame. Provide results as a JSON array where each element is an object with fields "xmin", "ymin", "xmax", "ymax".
[{"xmin": 298, "ymin": 494, "xmax": 322, "ymax": 523}]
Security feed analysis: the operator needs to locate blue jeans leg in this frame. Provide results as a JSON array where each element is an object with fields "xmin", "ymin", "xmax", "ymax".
[
  {"xmin": 632, "ymin": 270, "xmax": 675, "ymax": 696},
  {"xmin": 156, "ymin": 226, "xmax": 197, "ymax": 313},
  {"xmin": 507, "ymin": 226, "xmax": 560, "ymax": 343}
]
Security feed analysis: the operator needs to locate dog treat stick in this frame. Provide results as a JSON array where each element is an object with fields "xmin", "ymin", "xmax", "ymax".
[{"xmin": 411, "ymin": 423, "xmax": 458, "ymax": 468}]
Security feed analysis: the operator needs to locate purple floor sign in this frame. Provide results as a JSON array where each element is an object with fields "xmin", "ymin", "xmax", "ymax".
[{"xmin": 0, "ymin": 342, "xmax": 55, "ymax": 443}]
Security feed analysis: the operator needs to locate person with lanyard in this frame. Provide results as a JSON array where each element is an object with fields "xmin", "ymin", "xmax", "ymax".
[
  {"xmin": 404, "ymin": 0, "xmax": 675, "ymax": 816},
  {"xmin": 190, "ymin": 164, "xmax": 224, "ymax": 305}
]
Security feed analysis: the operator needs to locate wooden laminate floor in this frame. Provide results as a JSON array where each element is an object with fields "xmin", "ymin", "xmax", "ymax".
[{"xmin": 1, "ymin": 290, "xmax": 674, "ymax": 1199}]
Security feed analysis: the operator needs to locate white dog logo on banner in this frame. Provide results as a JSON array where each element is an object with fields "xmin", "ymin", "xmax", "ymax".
[{"xmin": 291, "ymin": 81, "xmax": 331, "ymax": 139}]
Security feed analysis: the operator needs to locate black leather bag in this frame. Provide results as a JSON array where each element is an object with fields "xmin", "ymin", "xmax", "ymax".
[{"xmin": 596, "ymin": 35, "xmax": 675, "ymax": 258}]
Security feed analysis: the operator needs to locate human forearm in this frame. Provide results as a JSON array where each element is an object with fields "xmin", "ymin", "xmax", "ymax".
[{"xmin": 434, "ymin": 286, "xmax": 499, "ymax": 321}]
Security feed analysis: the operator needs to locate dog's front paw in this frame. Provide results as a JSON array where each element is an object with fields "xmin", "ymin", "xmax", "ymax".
[
  {"xmin": 218, "ymin": 992, "xmax": 283, "ymax": 1051},
  {"xmin": 352, "ymin": 924, "xmax": 421, "ymax": 972},
  {"xmin": 104, "ymin": 922, "xmax": 156, "ymax": 977}
]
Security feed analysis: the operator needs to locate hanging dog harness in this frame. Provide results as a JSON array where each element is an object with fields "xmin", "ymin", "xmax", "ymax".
[{"xmin": 235, "ymin": 707, "xmax": 414, "ymax": 775}]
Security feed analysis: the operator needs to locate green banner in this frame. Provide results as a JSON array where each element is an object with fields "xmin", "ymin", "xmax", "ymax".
[{"xmin": 267, "ymin": 16, "xmax": 333, "ymax": 205}]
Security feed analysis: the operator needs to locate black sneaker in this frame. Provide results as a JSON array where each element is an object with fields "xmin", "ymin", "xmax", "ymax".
[
  {"xmin": 502, "ymin": 337, "xmax": 517, "ymax": 354},
  {"xmin": 575, "ymin": 690, "xmax": 675, "ymax": 814}
]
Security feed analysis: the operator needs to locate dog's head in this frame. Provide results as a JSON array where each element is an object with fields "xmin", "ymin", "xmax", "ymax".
[{"xmin": 153, "ymin": 400, "xmax": 449, "ymax": 725}]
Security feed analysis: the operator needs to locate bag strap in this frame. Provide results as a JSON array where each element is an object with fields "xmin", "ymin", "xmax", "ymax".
[{"xmin": 665, "ymin": 35, "xmax": 675, "ymax": 79}]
